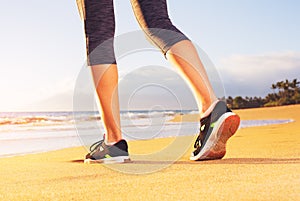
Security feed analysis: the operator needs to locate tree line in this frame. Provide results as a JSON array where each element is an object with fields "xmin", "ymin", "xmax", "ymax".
[{"xmin": 226, "ymin": 79, "xmax": 300, "ymax": 109}]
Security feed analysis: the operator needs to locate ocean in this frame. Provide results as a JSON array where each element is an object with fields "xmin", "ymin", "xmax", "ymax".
[{"xmin": 0, "ymin": 111, "xmax": 293, "ymax": 158}]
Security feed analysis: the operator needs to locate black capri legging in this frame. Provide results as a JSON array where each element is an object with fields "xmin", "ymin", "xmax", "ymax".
[{"xmin": 81, "ymin": 0, "xmax": 189, "ymax": 65}]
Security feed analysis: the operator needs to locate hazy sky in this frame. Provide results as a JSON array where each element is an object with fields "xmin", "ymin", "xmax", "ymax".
[{"xmin": 0, "ymin": 0, "xmax": 299, "ymax": 111}]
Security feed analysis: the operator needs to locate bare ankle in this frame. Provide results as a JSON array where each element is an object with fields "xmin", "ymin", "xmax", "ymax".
[
  {"xmin": 105, "ymin": 132, "xmax": 122, "ymax": 145},
  {"xmin": 201, "ymin": 99, "xmax": 219, "ymax": 118}
]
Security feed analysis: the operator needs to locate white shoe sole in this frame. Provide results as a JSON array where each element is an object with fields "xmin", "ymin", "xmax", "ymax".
[
  {"xmin": 190, "ymin": 112, "xmax": 240, "ymax": 161},
  {"xmin": 84, "ymin": 156, "xmax": 131, "ymax": 164}
]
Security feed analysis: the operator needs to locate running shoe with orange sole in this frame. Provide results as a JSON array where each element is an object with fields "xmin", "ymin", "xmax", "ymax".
[{"xmin": 190, "ymin": 101, "xmax": 240, "ymax": 161}]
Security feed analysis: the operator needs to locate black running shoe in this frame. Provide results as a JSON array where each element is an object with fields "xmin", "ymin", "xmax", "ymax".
[
  {"xmin": 190, "ymin": 101, "xmax": 240, "ymax": 161},
  {"xmin": 84, "ymin": 139, "xmax": 130, "ymax": 164}
]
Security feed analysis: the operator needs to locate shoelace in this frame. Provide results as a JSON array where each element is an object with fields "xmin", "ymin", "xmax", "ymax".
[
  {"xmin": 89, "ymin": 139, "xmax": 104, "ymax": 153},
  {"xmin": 194, "ymin": 116, "xmax": 211, "ymax": 148},
  {"xmin": 194, "ymin": 134, "xmax": 201, "ymax": 148}
]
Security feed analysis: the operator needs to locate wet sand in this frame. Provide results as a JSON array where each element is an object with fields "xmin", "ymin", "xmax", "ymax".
[{"xmin": 0, "ymin": 105, "xmax": 299, "ymax": 200}]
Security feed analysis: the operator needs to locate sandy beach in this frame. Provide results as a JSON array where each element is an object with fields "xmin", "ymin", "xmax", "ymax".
[{"xmin": 0, "ymin": 105, "xmax": 299, "ymax": 200}]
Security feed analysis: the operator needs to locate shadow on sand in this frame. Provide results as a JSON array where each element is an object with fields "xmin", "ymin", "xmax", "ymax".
[{"xmin": 71, "ymin": 157, "xmax": 300, "ymax": 165}]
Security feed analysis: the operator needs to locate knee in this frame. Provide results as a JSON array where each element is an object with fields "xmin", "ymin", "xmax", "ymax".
[{"xmin": 140, "ymin": 23, "xmax": 190, "ymax": 56}]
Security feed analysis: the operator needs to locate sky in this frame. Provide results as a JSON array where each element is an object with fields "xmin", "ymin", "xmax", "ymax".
[{"xmin": 0, "ymin": 0, "xmax": 299, "ymax": 111}]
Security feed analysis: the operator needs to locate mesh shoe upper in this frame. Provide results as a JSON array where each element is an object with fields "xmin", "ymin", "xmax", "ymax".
[
  {"xmin": 193, "ymin": 101, "xmax": 232, "ymax": 156},
  {"xmin": 86, "ymin": 139, "xmax": 129, "ymax": 160}
]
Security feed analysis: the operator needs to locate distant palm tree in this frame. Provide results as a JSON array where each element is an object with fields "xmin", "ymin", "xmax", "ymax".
[
  {"xmin": 227, "ymin": 78, "xmax": 300, "ymax": 109},
  {"xmin": 291, "ymin": 78, "xmax": 300, "ymax": 89}
]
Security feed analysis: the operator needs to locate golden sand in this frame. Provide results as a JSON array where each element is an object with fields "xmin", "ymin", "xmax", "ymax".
[{"xmin": 0, "ymin": 105, "xmax": 299, "ymax": 200}]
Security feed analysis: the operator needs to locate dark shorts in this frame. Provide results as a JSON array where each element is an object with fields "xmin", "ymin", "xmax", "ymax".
[{"xmin": 80, "ymin": 0, "xmax": 189, "ymax": 65}]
